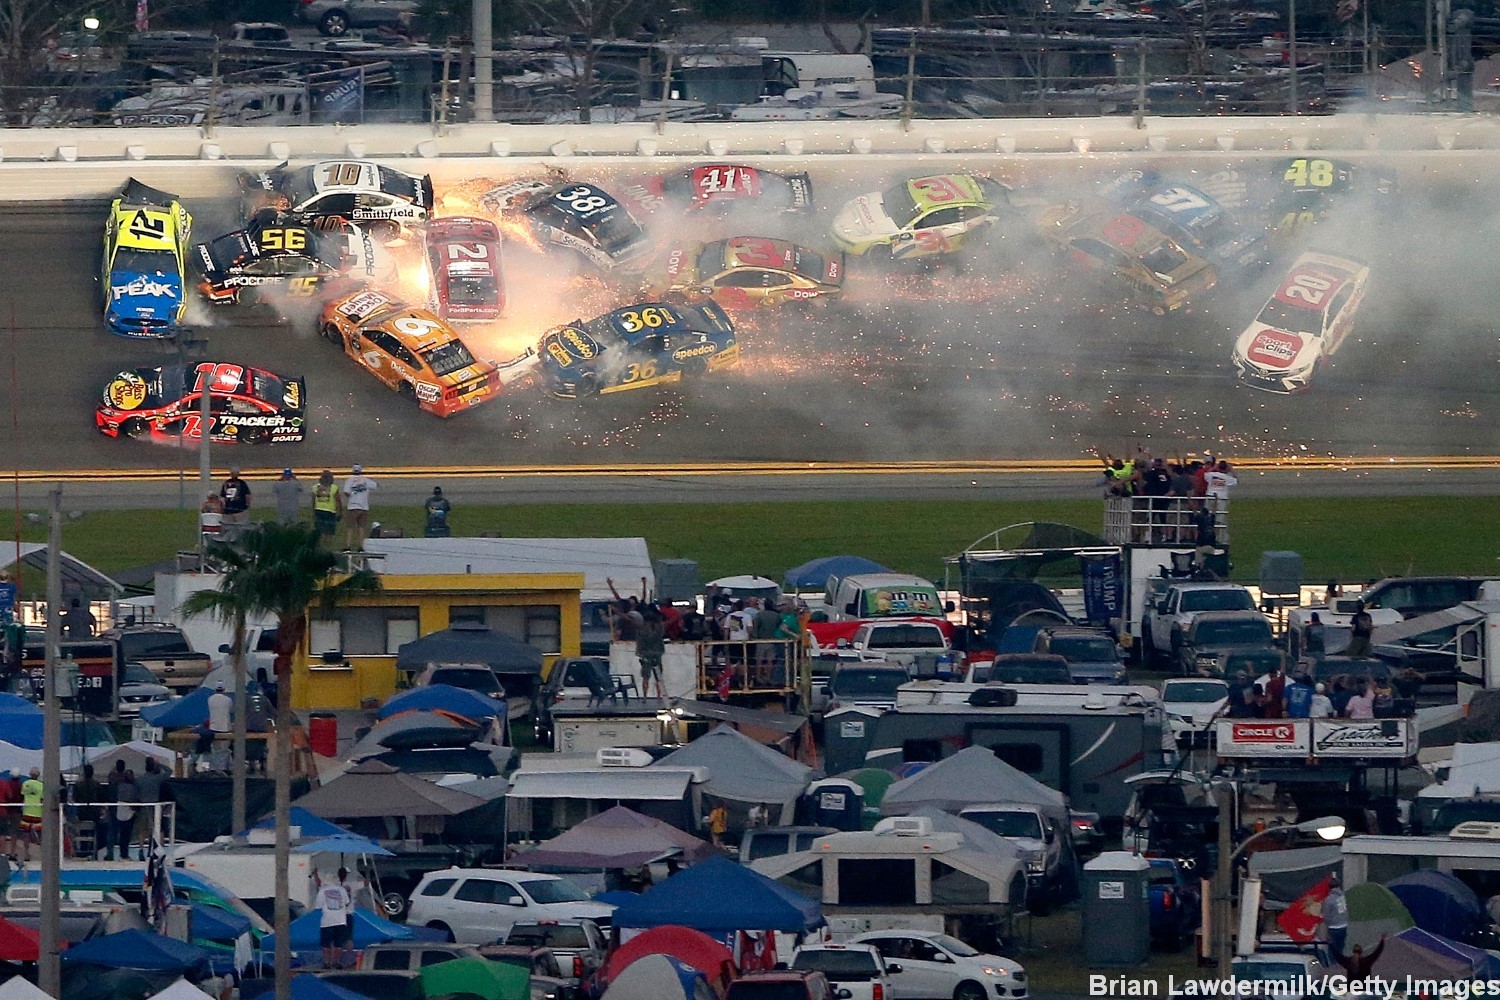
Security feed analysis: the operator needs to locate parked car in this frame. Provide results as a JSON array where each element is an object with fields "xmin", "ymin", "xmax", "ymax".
[
  {"xmin": 1033, "ymin": 627, "xmax": 1126, "ymax": 684},
  {"xmin": 478, "ymin": 943, "xmax": 569, "ymax": 982},
  {"xmin": 405, "ymin": 869, "xmax": 614, "ymax": 945},
  {"xmin": 415, "ymin": 665, "xmax": 506, "ymax": 702},
  {"xmin": 958, "ymin": 803, "xmax": 1072, "ymax": 913},
  {"xmin": 852, "ymin": 930, "xmax": 1027, "ymax": 1000},
  {"xmin": 1147, "ymin": 858, "xmax": 1200, "ymax": 950},
  {"xmin": 825, "ymin": 663, "xmax": 910, "ymax": 713},
  {"xmin": 357, "ymin": 942, "xmax": 483, "ymax": 971},
  {"xmin": 314, "ymin": 971, "xmax": 424, "ymax": 1000},
  {"xmin": 791, "ymin": 943, "xmax": 896, "ymax": 1000},
  {"xmin": 1231, "ymin": 952, "xmax": 1332, "ymax": 1000},
  {"xmin": 976, "ymin": 653, "xmax": 1071, "ymax": 685},
  {"xmin": 1161, "ymin": 677, "xmax": 1229, "ymax": 747},
  {"xmin": 116, "ymin": 662, "xmax": 170, "ymax": 718},
  {"xmin": 295, "ymin": 0, "xmax": 420, "ymax": 36},
  {"xmin": 1141, "ymin": 582, "xmax": 1257, "ymax": 666},
  {"xmin": 505, "ymin": 919, "xmax": 607, "ymax": 982},
  {"xmin": 1177, "ymin": 611, "xmax": 1276, "ymax": 676},
  {"xmin": 99, "ymin": 623, "xmax": 211, "ymax": 692},
  {"xmin": 726, "ymin": 970, "xmax": 845, "ymax": 1000}
]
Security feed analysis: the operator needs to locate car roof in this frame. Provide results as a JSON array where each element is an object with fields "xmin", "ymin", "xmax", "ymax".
[
  {"xmin": 855, "ymin": 929, "xmax": 942, "ymax": 940},
  {"xmin": 431, "ymin": 867, "xmax": 555, "ymax": 881}
]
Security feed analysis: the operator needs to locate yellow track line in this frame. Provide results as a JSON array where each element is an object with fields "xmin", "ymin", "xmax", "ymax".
[{"xmin": 11, "ymin": 456, "xmax": 1500, "ymax": 484}]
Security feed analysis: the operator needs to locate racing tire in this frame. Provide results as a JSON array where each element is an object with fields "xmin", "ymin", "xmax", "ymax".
[
  {"xmin": 681, "ymin": 357, "xmax": 709, "ymax": 378},
  {"xmin": 319, "ymin": 10, "xmax": 350, "ymax": 35},
  {"xmin": 575, "ymin": 373, "xmax": 600, "ymax": 398},
  {"xmin": 1140, "ymin": 626, "xmax": 1158, "ymax": 667},
  {"xmin": 240, "ymin": 427, "xmax": 267, "ymax": 445},
  {"xmin": 320, "ymin": 323, "xmax": 342, "ymax": 346},
  {"xmin": 426, "ymin": 922, "xmax": 454, "ymax": 942},
  {"xmin": 954, "ymin": 982, "xmax": 987, "ymax": 1000},
  {"xmin": 122, "ymin": 418, "xmax": 147, "ymax": 439},
  {"xmin": 379, "ymin": 888, "xmax": 409, "ymax": 920}
]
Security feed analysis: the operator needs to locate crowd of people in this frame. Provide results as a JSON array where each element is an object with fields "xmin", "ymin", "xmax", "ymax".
[
  {"xmin": 1223, "ymin": 662, "xmax": 1420, "ymax": 720},
  {"xmin": 1096, "ymin": 447, "xmax": 1237, "ymax": 551}
]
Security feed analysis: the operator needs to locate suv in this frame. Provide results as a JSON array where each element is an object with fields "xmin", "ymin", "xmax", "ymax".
[
  {"xmin": 726, "ymin": 970, "xmax": 845, "ymax": 1000},
  {"xmin": 1033, "ymin": 627, "xmax": 1125, "ymax": 684},
  {"xmin": 295, "ymin": 0, "xmax": 419, "ymax": 36},
  {"xmin": 1141, "ymin": 582, "xmax": 1257, "ymax": 666},
  {"xmin": 505, "ymin": 919, "xmax": 607, "ymax": 982},
  {"xmin": 958, "ymin": 804, "xmax": 1070, "ymax": 913},
  {"xmin": 972, "ymin": 653, "xmax": 1071, "ymax": 685},
  {"xmin": 791, "ymin": 944, "xmax": 895, "ymax": 1000},
  {"xmin": 851, "ymin": 930, "xmax": 1026, "ymax": 1000},
  {"xmin": 1177, "ymin": 611, "xmax": 1275, "ymax": 677},
  {"xmin": 100, "ymin": 623, "xmax": 211, "ymax": 692},
  {"xmin": 357, "ymin": 943, "xmax": 483, "ymax": 971},
  {"xmin": 405, "ymin": 869, "xmax": 614, "ymax": 945},
  {"xmin": 1161, "ymin": 677, "xmax": 1229, "ymax": 747},
  {"xmin": 416, "ymin": 665, "xmax": 506, "ymax": 702},
  {"xmin": 825, "ymin": 664, "xmax": 910, "ymax": 713}
]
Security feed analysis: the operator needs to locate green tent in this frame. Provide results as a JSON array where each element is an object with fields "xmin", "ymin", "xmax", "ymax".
[
  {"xmin": 420, "ymin": 957, "xmax": 529, "ymax": 1000},
  {"xmin": 1345, "ymin": 881, "xmax": 1415, "ymax": 954}
]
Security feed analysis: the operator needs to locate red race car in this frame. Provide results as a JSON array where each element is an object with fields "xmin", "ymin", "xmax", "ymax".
[
  {"xmin": 425, "ymin": 216, "xmax": 504, "ymax": 321},
  {"xmin": 96, "ymin": 361, "xmax": 307, "ymax": 443},
  {"xmin": 621, "ymin": 164, "xmax": 813, "ymax": 218}
]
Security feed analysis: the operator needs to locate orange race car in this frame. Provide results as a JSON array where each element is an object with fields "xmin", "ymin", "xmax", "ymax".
[{"xmin": 319, "ymin": 290, "xmax": 500, "ymax": 417}]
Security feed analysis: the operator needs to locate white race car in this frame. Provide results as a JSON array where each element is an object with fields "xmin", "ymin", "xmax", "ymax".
[{"xmin": 1232, "ymin": 250, "xmax": 1369, "ymax": 394}]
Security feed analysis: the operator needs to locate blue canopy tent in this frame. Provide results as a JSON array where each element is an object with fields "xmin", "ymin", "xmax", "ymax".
[
  {"xmin": 245, "ymin": 807, "xmax": 351, "ymax": 839},
  {"xmin": 0, "ymin": 697, "xmax": 43, "ymax": 749},
  {"xmin": 189, "ymin": 903, "xmax": 250, "ymax": 942},
  {"xmin": 782, "ymin": 556, "xmax": 890, "ymax": 592},
  {"xmin": 243, "ymin": 973, "xmax": 379, "ymax": 1000},
  {"xmin": 140, "ymin": 688, "xmax": 214, "ymax": 730},
  {"xmin": 260, "ymin": 908, "xmax": 443, "ymax": 953},
  {"xmin": 60, "ymin": 930, "xmax": 212, "ymax": 975},
  {"xmin": 377, "ymin": 685, "xmax": 505, "ymax": 723},
  {"xmin": 1387, "ymin": 870, "xmax": 1484, "ymax": 941},
  {"xmin": 612, "ymin": 856, "xmax": 822, "ymax": 936}
]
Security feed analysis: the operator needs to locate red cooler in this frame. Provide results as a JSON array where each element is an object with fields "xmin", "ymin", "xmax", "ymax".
[{"xmin": 308, "ymin": 712, "xmax": 338, "ymax": 757}]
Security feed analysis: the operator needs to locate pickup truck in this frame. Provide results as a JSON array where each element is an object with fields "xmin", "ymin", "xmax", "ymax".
[
  {"xmin": 1140, "ymin": 582, "xmax": 1257, "ymax": 667},
  {"xmin": 100, "ymin": 623, "xmax": 212, "ymax": 692},
  {"xmin": 1176, "ymin": 611, "xmax": 1276, "ymax": 677},
  {"xmin": 819, "ymin": 573, "xmax": 950, "ymax": 622},
  {"xmin": 1146, "ymin": 858, "xmax": 1199, "ymax": 950},
  {"xmin": 727, "ymin": 971, "xmax": 847, "ymax": 1000},
  {"xmin": 958, "ymin": 803, "xmax": 1073, "ymax": 913},
  {"xmin": 505, "ymin": 919, "xmax": 607, "ymax": 983},
  {"xmin": 357, "ymin": 942, "xmax": 483, "ymax": 971}
]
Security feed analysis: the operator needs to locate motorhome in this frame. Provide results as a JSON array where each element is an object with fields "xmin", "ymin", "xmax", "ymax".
[
  {"xmin": 1341, "ymin": 821, "xmax": 1500, "ymax": 892},
  {"xmin": 506, "ymin": 749, "xmax": 707, "ymax": 837},
  {"xmin": 825, "ymin": 698, "xmax": 1162, "ymax": 826}
]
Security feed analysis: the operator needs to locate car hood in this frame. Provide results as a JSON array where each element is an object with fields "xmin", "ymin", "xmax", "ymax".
[
  {"xmin": 108, "ymin": 271, "xmax": 182, "ymax": 316},
  {"xmin": 1165, "ymin": 699, "xmax": 1227, "ymax": 719},
  {"xmin": 970, "ymin": 953, "xmax": 1024, "ymax": 974},
  {"xmin": 1234, "ymin": 322, "xmax": 1315, "ymax": 373},
  {"xmin": 833, "ymin": 194, "xmax": 899, "ymax": 242}
]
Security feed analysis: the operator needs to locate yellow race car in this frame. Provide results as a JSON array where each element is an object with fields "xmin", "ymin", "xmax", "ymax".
[
  {"xmin": 831, "ymin": 173, "xmax": 1008, "ymax": 259},
  {"xmin": 102, "ymin": 179, "xmax": 192, "ymax": 338},
  {"xmin": 1038, "ymin": 205, "xmax": 1217, "ymax": 315},
  {"xmin": 655, "ymin": 236, "xmax": 844, "ymax": 310}
]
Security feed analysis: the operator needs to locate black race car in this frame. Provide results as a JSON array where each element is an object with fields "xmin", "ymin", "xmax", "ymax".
[
  {"xmin": 480, "ymin": 180, "xmax": 650, "ymax": 271},
  {"xmin": 194, "ymin": 214, "xmax": 353, "ymax": 305},
  {"xmin": 95, "ymin": 361, "xmax": 307, "ymax": 444}
]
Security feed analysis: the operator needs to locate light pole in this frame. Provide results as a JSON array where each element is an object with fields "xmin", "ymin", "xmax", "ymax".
[
  {"xmin": 1214, "ymin": 803, "xmax": 1345, "ymax": 977},
  {"xmin": 1288, "ymin": 0, "xmax": 1298, "ymax": 114}
]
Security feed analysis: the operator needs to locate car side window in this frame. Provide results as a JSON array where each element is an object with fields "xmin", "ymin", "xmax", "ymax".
[
  {"xmin": 419, "ymin": 951, "xmax": 455, "ymax": 967},
  {"xmin": 633, "ymin": 335, "xmax": 665, "ymax": 355},
  {"xmin": 371, "ymin": 951, "xmax": 408, "ymax": 970},
  {"xmin": 917, "ymin": 207, "xmax": 964, "ymax": 229},
  {"xmin": 454, "ymin": 879, "xmax": 496, "ymax": 903},
  {"xmin": 1325, "ymin": 286, "xmax": 1351, "ymax": 321},
  {"xmin": 420, "ymin": 878, "xmax": 456, "ymax": 897},
  {"xmin": 909, "ymin": 940, "xmax": 941, "ymax": 962},
  {"xmin": 311, "ymin": 194, "xmax": 357, "ymax": 217},
  {"xmin": 867, "ymin": 939, "xmax": 899, "ymax": 960}
]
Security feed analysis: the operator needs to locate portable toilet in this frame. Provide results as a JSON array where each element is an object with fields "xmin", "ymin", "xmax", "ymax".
[
  {"xmin": 1081, "ymin": 851, "xmax": 1151, "ymax": 966},
  {"xmin": 797, "ymin": 778, "xmax": 865, "ymax": 831}
]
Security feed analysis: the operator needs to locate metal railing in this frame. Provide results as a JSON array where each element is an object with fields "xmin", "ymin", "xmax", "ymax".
[
  {"xmin": 1103, "ymin": 495, "xmax": 1230, "ymax": 547},
  {"xmin": 693, "ymin": 638, "xmax": 810, "ymax": 704}
]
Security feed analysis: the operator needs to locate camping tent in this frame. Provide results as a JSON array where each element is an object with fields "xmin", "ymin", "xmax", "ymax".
[
  {"xmin": 1372, "ymin": 926, "xmax": 1500, "ymax": 982},
  {"xmin": 75, "ymin": 741, "xmax": 177, "ymax": 776},
  {"xmin": 602, "ymin": 926, "xmax": 736, "ymax": 990},
  {"xmin": 61, "ymin": 930, "xmax": 211, "ymax": 975},
  {"xmin": 139, "ymin": 688, "xmax": 214, "ymax": 730},
  {"xmin": 245, "ymin": 806, "xmax": 352, "ymax": 840},
  {"xmin": 782, "ymin": 557, "xmax": 890, "ymax": 592},
  {"xmin": 420, "ymin": 956, "xmax": 528, "ymax": 1000},
  {"xmin": 291, "ymin": 760, "xmax": 485, "ymax": 820},
  {"xmin": 613, "ymin": 856, "xmax": 822, "ymax": 935},
  {"xmin": 0, "ymin": 979, "xmax": 52, "ymax": 1000},
  {"xmin": 395, "ymin": 623, "xmax": 544, "ymax": 677},
  {"xmin": 519, "ymin": 805, "xmax": 717, "ymax": 870},
  {"xmin": 655, "ymin": 726, "xmax": 813, "ymax": 822},
  {"xmin": 1387, "ymin": 870, "xmax": 1484, "ymax": 941},
  {"xmin": 145, "ymin": 980, "xmax": 213, "ymax": 1000},
  {"xmin": 261, "ymin": 907, "xmax": 430, "ymax": 953},
  {"xmin": 602, "ymin": 954, "xmax": 716, "ymax": 1000},
  {"xmin": 0, "ymin": 914, "xmax": 43, "ymax": 961},
  {"xmin": 1246, "ymin": 846, "xmax": 1343, "ymax": 907},
  {"xmin": 1345, "ymin": 882, "xmax": 1416, "ymax": 952},
  {"xmin": 376, "ymin": 685, "xmax": 507, "ymax": 724},
  {"xmin": 879, "ymin": 746, "xmax": 1067, "ymax": 817}
]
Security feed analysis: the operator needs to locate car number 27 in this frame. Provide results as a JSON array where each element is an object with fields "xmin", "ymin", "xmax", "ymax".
[{"xmin": 617, "ymin": 306, "xmax": 675, "ymax": 332}]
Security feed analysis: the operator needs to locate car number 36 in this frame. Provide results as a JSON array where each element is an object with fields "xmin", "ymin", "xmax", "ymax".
[{"xmin": 617, "ymin": 307, "xmax": 675, "ymax": 332}]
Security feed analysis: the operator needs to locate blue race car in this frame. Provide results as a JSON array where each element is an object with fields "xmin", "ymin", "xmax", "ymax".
[
  {"xmin": 530, "ymin": 301, "xmax": 737, "ymax": 398},
  {"xmin": 1104, "ymin": 173, "xmax": 1266, "ymax": 271},
  {"xmin": 102, "ymin": 179, "xmax": 193, "ymax": 338}
]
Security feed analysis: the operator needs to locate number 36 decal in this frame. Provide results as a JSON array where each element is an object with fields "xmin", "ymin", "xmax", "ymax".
[{"xmin": 617, "ymin": 306, "xmax": 676, "ymax": 333}]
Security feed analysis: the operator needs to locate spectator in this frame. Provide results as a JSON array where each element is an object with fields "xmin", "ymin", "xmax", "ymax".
[
  {"xmin": 423, "ymin": 487, "xmax": 452, "ymax": 538},
  {"xmin": 313, "ymin": 869, "xmax": 352, "ymax": 968},
  {"xmin": 1094, "ymin": 450, "xmax": 1134, "ymax": 497},
  {"xmin": 751, "ymin": 598, "xmax": 782, "ymax": 686},
  {"xmin": 71, "ymin": 763, "xmax": 104, "ymax": 857},
  {"xmin": 272, "ymin": 469, "xmax": 304, "ymax": 526},
  {"xmin": 1304, "ymin": 612, "xmax": 1326, "ymax": 655},
  {"xmin": 104, "ymin": 760, "xmax": 128, "ymax": 858},
  {"xmin": 1345, "ymin": 602, "xmax": 1375, "ymax": 658},
  {"xmin": 1310, "ymin": 682, "xmax": 1334, "ymax": 719},
  {"xmin": 1141, "ymin": 458, "xmax": 1173, "ymax": 541},
  {"xmin": 1228, "ymin": 685, "xmax": 1261, "ymax": 718},
  {"xmin": 341, "ymin": 465, "xmax": 378, "ymax": 551},
  {"xmin": 1323, "ymin": 877, "xmax": 1350, "ymax": 956},
  {"xmin": 1337, "ymin": 935, "xmax": 1385, "ymax": 978},
  {"xmin": 707, "ymin": 802, "xmax": 728, "ymax": 848},
  {"xmin": 635, "ymin": 606, "xmax": 666, "ymax": 701},
  {"xmin": 1263, "ymin": 666, "xmax": 1287, "ymax": 719},
  {"xmin": 207, "ymin": 682, "xmax": 233, "ymax": 746},
  {"xmin": 1285, "ymin": 673, "xmax": 1313, "ymax": 718},
  {"xmin": 774, "ymin": 601, "xmax": 802, "ymax": 687},
  {"xmin": 134, "ymin": 758, "xmax": 165, "ymax": 843},
  {"xmin": 1329, "ymin": 675, "xmax": 1354, "ymax": 717},
  {"xmin": 200, "ymin": 492, "xmax": 225, "ymax": 540},
  {"xmin": 1191, "ymin": 500, "xmax": 1217, "ymax": 567},
  {"xmin": 1344, "ymin": 680, "xmax": 1376, "ymax": 719},
  {"xmin": 1204, "ymin": 460, "xmax": 1237, "ymax": 512},
  {"xmin": 312, "ymin": 470, "xmax": 341, "ymax": 545},
  {"xmin": 113, "ymin": 771, "xmax": 137, "ymax": 860},
  {"xmin": 0, "ymin": 771, "xmax": 18, "ymax": 858},
  {"xmin": 1324, "ymin": 580, "xmax": 1342, "ymax": 604},
  {"xmin": 219, "ymin": 467, "xmax": 252, "ymax": 526},
  {"xmin": 60, "ymin": 597, "xmax": 96, "ymax": 640},
  {"xmin": 255, "ymin": 666, "xmax": 278, "ymax": 711},
  {"xmin": 606, "ymin": 577, "xmax": 646, "ymax": 642},
  {"xmin": 18, "ymin": 768, "xmax": 42, "ymax": 862}
]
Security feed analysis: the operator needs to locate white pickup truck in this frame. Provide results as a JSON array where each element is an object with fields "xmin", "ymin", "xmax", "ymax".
[{"xmin": 1140, "ymin": 582, "xmax": 1257, "ymax": 666}]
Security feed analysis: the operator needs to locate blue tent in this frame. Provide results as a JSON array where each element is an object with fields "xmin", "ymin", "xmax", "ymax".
[
  {"xmin": 782, "ymin": 556, "xmax": 890, "ymax": 592},
  {"xmin": 1387, "ymin": 870, "xmax": 1484, "ymax": 941},
  {"xmin": 612, "ymin": 856, "xmax": 823, "ymax": 934},
  {"xmin": 140, "ymin": 687, "xmax": 214, "ymax": 729},
  {"xmin": 190, "ymin": 902, "xmax": 252, "ymax": 942},
  {"xmin": 0, "ymin": 694, "xmax": 40, "ymax": 716},
  {"xmin": 377, "ymin": 685, "xmax": 505, "ymax": 723},
  {"xmin": 246, "ymin": 807, "xmax": 351, "ymax": 840},
  {"xmin": 60, "ymin": 929, "xmax": 211, "ymax": 975},
  {"xmin": 260, "ymin": 908, "xmax": 439, "ymax": 953},
  {"xmin": 293, "ymin": 976, "xmax": 378, "ymax": 1000}
]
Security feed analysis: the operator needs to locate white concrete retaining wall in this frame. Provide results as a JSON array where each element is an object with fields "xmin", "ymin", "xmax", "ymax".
[{"xmin": 3, "ymin": 113, "xmax": 1499, "ymax": 201}]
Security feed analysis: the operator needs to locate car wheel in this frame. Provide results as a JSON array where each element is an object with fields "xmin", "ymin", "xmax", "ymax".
[
  {"xmin": 1140, "ymin": 627, "xmax": 1157, "ymax": 666},
  {"xmin": 319, "ymin": 10, "xmax": 350, "ymax": 35},
  {"xmin": 426, "ymin": 922, "xmax": 454, "ymax": 942},
  {"xmin": 241, "ymin": 427, "xmax": 266, "ymax": 445},
  {"xmin": 122, "ymin": 418, "xmax": 147, "ymax": 439},
  {"xmin": 954, "ymin": 981, "xmax": 987, "ymax": 1000},
  {"xmin": 681, "ymin": 357, "xmax": 708, "ymax": 378},
  {"xmin": 320, "ymin": 323, "xmax": 342, "ymax": 345},
  {"xmin": 380, "ymin": 889, "xmax": 409, "ymax": 920},
  {"xmin": 575, "ymin": 372, "xmax": 600, "ymax": 398}
]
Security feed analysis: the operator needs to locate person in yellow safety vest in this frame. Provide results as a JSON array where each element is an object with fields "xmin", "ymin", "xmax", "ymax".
[
  {"xmin": 312, "ymin": 470, "xmax": 342, "ymax": 546},
  {"xmin": 19, "ymin": 767, "xmax": 43, "ymax": 862}
]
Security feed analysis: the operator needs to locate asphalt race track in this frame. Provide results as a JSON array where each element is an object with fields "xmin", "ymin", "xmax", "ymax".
[{"xmin": 4, "ymin": 153, "xmax": 1500, "ymax": 477}]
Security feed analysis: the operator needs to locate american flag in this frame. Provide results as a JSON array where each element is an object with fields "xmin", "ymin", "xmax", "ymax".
[{"xmin": 141, "ymin": 841, "xmax": 173, "ymax": 930}]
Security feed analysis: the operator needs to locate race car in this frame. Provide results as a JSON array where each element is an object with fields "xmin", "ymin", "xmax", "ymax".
[
  {"xmin": 319, "ymin": 290, "xmax": 500, "ymax": 417},
  {"xmin": 1231, "ymin": 250, "xmax": 1369, "ymax": 394},
  {"xmin": 102, "ymin": 179, "xmax": 192, "ymax": 338},
  {"xmin": 240, "ymin": 160, "xmax": 433, "ymax": 229},
  {"xmin": 1269, "ymin": 157, "xmax": 1399, "ymax": 241},
  {"xmin": 425, "ymin": 217, "xmax": 504, "ymax": 321},
  {"xmin": 1121, "ymin": 183, "xmax": 1266, "ymax": 271},
  {"xmin": 194, "ymin": 215, "xmax": 354, "ymax": 305},
  {"xmin": 623, "ymin": 164, "xmax": 813, "ymax": 217},
  {"xmin": 655, "ymin": 237, "xmax": 843, "ymax": 310},
  {"xmin": 481, "ymin": 180, "xmax": 651, "ymax": 271},
  {"xmin": 1037, "ymin": 207, "xmax": 1217, "ymax": 315},
  {"xmin": 831, "ymin": 173, "xmax": 1008, "ymax": 259},
  {"xmin": 95, "ymin": 361, "xmax": 306, "ymax": 443},
  {"xmin": 506, "ymin": 301, "xmax": 737, "ymax": 398}
]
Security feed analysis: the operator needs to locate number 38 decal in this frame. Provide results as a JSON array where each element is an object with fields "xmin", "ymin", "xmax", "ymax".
[{"xmin": 617, "ymin": 306, "xmax": 676, "ymax": 333}]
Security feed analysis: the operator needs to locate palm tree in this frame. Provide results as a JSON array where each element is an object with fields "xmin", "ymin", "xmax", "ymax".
[{"xmin": 181, "ymin": 523, "xmax": 379, "ymax": 1000}]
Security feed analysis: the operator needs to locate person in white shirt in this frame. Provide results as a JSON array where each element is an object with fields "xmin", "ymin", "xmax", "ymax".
[
  {"xmin": 1204, "ymin": 460, "xmax": 1238, "ymax": 513},
  {"xmin": 313, "ymin": 870, "xmax": 352, "ymax": 968},
  {"xmin": 341, "ymin": 465, "xmax": 378, "ymax": 551},
  {"xmin": 206, "ymin": 683, "xmax": 233, "ymax": 735},
  {"xmin": 1309, "ymin": 683, "xmax": 1334, "ymax": 719}
]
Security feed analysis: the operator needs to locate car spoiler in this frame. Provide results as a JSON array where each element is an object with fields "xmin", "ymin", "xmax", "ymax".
[
  {"xmin": 787, "ymin": 172, "xmax": 814, "ymax": 212},
  {"xmin": 419, "ymin": 174, "xmax": 436, "ymax": 211},
  {"xmin": 120, "ymin": 177, "xmax": 179, "ymax": 208}
]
